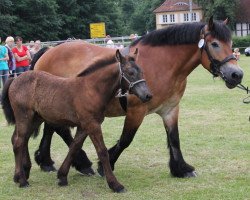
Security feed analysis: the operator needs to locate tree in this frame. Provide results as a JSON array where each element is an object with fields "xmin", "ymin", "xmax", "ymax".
[
  {"xmin": 195, "ymin": 0, "xmax": 239, "ymax": 29},
  {"xmin": 11, "ymin": 0, "xmax": 62, "ymax": 41},
  {"xmin": 0, "ymin": 0, "xmax": 17, "ymax": 38}
]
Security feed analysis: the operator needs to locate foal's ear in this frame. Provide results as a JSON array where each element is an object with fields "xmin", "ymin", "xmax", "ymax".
[
  {"xmin": 134, "ymin": 48, "xmax": 138, "ymax": 55},
  {"xmin": 116, "ymin": 49, "xmax": 123, "ymax": 63},
  {"xmin": 223, "ymin": 18, "xmax": 229, "ymax": 25},
  {"xmin": 208, "ymin": 16, "xmax": 214, "ymax": 31}
]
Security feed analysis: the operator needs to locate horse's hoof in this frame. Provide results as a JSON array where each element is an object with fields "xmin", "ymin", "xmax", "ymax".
[
  {"xmin": 116, "ymin": 187, "xmax": 127, "ymax": 193},
  {"xmin": 58, "ymin": 178, "xmax": 68, "ymax": 187},
  {"xmin": 41, "ymin": 165, "xmax": 57, "ymax": 172},
  {"xmin": 184, "ymin": 171, "xmax": 197, "ymax": 178},
  {"xmin": 78, "ymin": 167, "xmax": 95, "ymax": 176},
  {"xmin": 19, "ymin": 181, "xmax": 29, "ymax": 188},
  {"xmin": 13, "ymin": 175, "xmax": 19, "ymax": 183}
]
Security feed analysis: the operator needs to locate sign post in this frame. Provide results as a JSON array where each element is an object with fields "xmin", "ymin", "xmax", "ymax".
[{"xmin": 90, "ymin": 23, "xmax": 106, "ymax": 38}]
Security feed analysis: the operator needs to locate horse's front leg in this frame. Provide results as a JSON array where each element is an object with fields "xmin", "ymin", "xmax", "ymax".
[
  {"xmin": 88, "ymin": 123, "xmax": 125, "ymax": 193},
  {"xmin": 57, "ymin": 128, "xmax": 88, "ymax": 186},
  {"xmin": 160, "ymin": 105, "xmax": 197, "ymax": 178},
  {"xmin": 98, "ymin": 106, "xmax": 147, "ymax": 177}
]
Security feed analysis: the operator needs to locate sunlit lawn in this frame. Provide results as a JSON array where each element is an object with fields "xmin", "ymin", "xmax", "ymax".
[{"xmin": 0, "ymin": 56, "xmax": 249, "ymax": 200}]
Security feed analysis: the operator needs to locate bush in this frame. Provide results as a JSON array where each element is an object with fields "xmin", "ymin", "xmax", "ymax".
[{"xmin": 232, "ymin": 35, "xmax": 250, "ymax": 53}]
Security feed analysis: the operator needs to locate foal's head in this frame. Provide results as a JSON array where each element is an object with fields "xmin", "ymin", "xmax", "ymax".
[{"xmin": 116, "ymin": 49, "xmax": 152, "ymax": 103}]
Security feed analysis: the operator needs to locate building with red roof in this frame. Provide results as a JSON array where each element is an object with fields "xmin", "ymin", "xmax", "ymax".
[
  {"xmin": 153, "ymin": 0, "xmax": 203, "ymax": 29},
  {"xmin": 235, "ymin": 0, "xmax": 250, "ymax": 36}
]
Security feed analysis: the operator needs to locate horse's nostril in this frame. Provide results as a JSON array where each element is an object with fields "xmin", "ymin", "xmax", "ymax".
[
  {"xmin": 146, "ymin": 94, "xmax": 153, "ymax": 101},
  {"xmin": 231, "ymin": 72, "xmax": 243, "ymax": 80}
]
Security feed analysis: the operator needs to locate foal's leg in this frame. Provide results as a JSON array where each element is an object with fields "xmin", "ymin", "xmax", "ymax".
[
  {"xmin": 35, "ymin": 123, "xmax": 93, "ymax": 174},
  {"xmin": 12, "ymin": 124, "xmax": 31, "ymax": 187},
  {"xmin": 98, "ymin": 107, "xmax": 147, "ymax": 177},
  {"xmin": 54, "ymin": 126, "xmax": 94, "ymax": 175},
  {"xmin": 57, "ymin": 128, "xmax": 88, "ymax": 186},
  {"xmin": 87, "ymin": 123, "xmax": 125, "ymax": 193},
  {"xmin": 161, "ymin": 105, "xmax": 197, "ymax": 177}
]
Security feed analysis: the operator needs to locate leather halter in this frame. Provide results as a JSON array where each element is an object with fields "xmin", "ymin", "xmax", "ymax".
[
  {"xmin": 199, "ymin": 26, "xmax": 237, "ymax": 78},
  {"xmin": 116, "ymin": 62, "xmax": 146, "ymax": 112}
]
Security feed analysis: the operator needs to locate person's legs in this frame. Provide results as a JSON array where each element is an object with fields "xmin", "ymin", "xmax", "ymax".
[
  {"xmin": 2, "ymin": 70, "xmax": 9, "ymax": 86},
  {"xmin": 16, "ymin": 67, "xmax": 29, "ymax": 76}
]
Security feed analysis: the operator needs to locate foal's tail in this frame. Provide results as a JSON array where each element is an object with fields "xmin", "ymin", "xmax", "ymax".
[
  {"xmin": 1, "ymin": 78, "xmax": 15, "ymax": 124},
  {"xmin": 30, "ymin": 46, "xmax": 50, "ymax": 70}
]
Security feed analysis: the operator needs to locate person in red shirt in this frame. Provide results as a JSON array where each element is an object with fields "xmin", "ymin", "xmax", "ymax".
[{"xmin": 12, "ymin": 36, "xmax": 31, "ymax": 76}]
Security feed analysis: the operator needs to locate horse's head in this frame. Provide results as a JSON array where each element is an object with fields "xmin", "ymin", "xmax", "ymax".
[
  {"xmin": 199, "ymin": 16, "xmax": 243, "ymax": 89},
  {"xmin": 116, "ymin": 49, "xmax": 152, "ymax": 103}
]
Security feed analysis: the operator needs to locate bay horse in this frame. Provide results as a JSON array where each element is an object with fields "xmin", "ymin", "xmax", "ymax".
[
  {"xmin": 32, "ymin": 17, "xmax": 243, "ymax": 178},
  {"xmin": 2, "ymin": 50, "xmax": 152, "ymax": 192}
]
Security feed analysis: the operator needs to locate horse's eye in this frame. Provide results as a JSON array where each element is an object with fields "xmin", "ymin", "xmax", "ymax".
[{"xmin": 211, "ymin": 42, "xmax": 219, "ymax": 48}]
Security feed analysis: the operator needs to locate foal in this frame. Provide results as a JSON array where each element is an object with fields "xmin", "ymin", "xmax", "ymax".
[{"xmin": 2, "ymin": 49, "xmax": 152, "ymax": 192}]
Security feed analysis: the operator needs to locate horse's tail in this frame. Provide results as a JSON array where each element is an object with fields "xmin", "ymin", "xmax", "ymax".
[
  {"xmin": 1, "ymin": 78, "xmax": 15, "ymax": 125},
  {"xmin": 30, "ymin": 46, "xmax": 50, "ymax": 70}
]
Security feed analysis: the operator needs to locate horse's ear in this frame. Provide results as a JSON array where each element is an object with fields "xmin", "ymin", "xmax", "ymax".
[
  {"xmin": 116, "ymin": 49, "xmax": 122, "ymax": 63},
  {"xmin": 208, "ymin": 16, "xmax": 214, "ymax": 31},
  {"xmin": 223, "ymin": 18, "xmax": 229, "ymax": 25},
  {"xmin": 134, "ymin": 48, "xmax": 138, "ymax": 55}
]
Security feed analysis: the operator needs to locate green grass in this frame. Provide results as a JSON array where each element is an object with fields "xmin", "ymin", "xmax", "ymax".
[{"xmin": 0, "ymin": 57, "xmax": 250, "ymax": 200}]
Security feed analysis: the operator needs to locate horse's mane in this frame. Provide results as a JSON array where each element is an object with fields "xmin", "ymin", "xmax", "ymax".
[
  {"xmin": 77, "ymin": 55, "xmax": 117, "ymax": 77},
  {"xmin": 131, "ymin": 21, "xmax": 231, "ymax": 47}
]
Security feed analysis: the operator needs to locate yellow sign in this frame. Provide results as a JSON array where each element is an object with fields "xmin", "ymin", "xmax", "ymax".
[{"xmin": 90, "ymin": 23, "xmax": 106, "ymax": 38}]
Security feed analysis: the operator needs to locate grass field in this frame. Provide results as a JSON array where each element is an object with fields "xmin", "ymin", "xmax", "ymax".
[{"xmin": 0, "ymin": 57, "xmax": 249, "ymax": 200}]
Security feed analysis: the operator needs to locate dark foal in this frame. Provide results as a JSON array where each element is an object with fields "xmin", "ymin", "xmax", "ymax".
[{"xmin": 1, "ymin": 50, "xmax": 152, "ymax": 192}]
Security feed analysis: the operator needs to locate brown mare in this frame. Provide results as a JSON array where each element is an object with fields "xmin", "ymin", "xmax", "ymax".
[
  {"xmin": 32, "ymin": 17, "xmax": 243, "ymax": 178},
  {"xmin": 2, "ymin": 50, "xmax": 152, "ymax": 192}
]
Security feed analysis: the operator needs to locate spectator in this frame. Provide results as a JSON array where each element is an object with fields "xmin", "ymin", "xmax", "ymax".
[
  {"xmin": 233, "ymin": 48, "xmax": 241, "ymax": 60},
  {"xmin": 12, "ymin": 36, "xmax": 31, "ymax": 76},
  {"xmin": 28, "ymin": 40, "xmax": 35, "ymax": 50},
  {"xmin": 5, "ymin": 36, "xmax": 16, "ymax": 77},
  {"xmin": 106, "ymin": 35, "xmax": 115, "ymax": 48},
  {"xmin": 129, "ymin": 33, "xmax": 138, "ymax": 42},
  {"xmin": 30, "ymin": 40, "xmax": 41, "ymax": 59},
  {"xmin": 0, "ymin": 37, "xmax": 9, "ymax": 87}
]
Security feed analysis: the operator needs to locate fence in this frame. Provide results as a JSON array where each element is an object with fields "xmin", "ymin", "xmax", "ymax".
[{"xmin": 25, "ymin": 36, "xmax": 136, "ymax": 48}]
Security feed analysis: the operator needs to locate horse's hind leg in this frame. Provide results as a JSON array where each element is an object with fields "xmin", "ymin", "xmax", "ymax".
[
  {"xmin": 35, "ymin": 123, "xmax": 93, "ymax": 175},
  {"xmin": 161, "ymin": 105, "xmax": 197, "ymax": 178},
  {"xmin": 34, "ymin": 123, "xmax": 56, "ymax": 172},
  {"xmin": 57, "ymin": 128, "xmax": 88, "ymax": 186},
  {"xmin": 54, "ymin": 126, "xmax": 94, "ymax": 175}
]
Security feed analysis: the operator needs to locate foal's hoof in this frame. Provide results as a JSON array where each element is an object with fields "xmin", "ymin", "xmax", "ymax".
[
  {"xmin": 41, "ymin": 165, "xmax": 57, "ymax": 172},
  {"xmin": 58, "ymin": 177, "xmax": 68, "ymax": 187},
  {"xmin": 78, "ymin": 167, "xmax": 95, "ymax": 176},
  {"xmin": 19, "ymin": 181, "xmax": 29, "ymax": 188},
  {"xmin": 184, "ymin": 171, "xmax": 198, "ymax": 178},
  {"xmin": 116, "ymin": 187, "xmax": 127, "ymax": 193}
]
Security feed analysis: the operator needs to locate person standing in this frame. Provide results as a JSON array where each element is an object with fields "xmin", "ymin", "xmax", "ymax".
[
  {"xmin": 0, "ymin": 37, "xmax": 9, "ymax": 87},
  {"xmin": 12, "ymin": 36, "xmax": 31, "ymax": 76},
  {"xmin": 5, "ymin": 36, "xmax": 16, "ymax": 77},
  {"xmin": 30, "ymin": 40, "xmax": 41, "ymax": 59}
]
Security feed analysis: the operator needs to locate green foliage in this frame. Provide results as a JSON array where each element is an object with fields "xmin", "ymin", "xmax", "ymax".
[
  {"xmin": 232, "ymin": 35, "xmax": 250, "ymax": 50},
  {"xmin": 195, "ymin": 0, "xmax": 239, "ymax": 29},
  {"xmin": 0, "ymin": 0, "xmax": 162, "ymax": 41}
]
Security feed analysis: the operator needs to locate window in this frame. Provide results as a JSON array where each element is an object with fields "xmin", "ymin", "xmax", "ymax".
[
  {"xmin": 170, "ymin": 14, "xmax": 175, "ymax": 23},
  {"xmin": 162, "ymin": 15, "xmax": 168, "ymax": 23},
  {"xmin": 184, "ymin": 13, "xmax": 189, "ymax": 22},
  {"xmin": 192, "ymin": 13, "xmax": 197, "ymax": 21}
]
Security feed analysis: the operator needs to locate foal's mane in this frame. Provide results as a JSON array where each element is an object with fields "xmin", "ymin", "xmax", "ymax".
[
  {"xmin": 131, "ymin": 21, "xmax": 231, "ymax": 47},
  {"xmin": 77, "ymin": 55, "xmax": 117, "ymax": 77}
]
